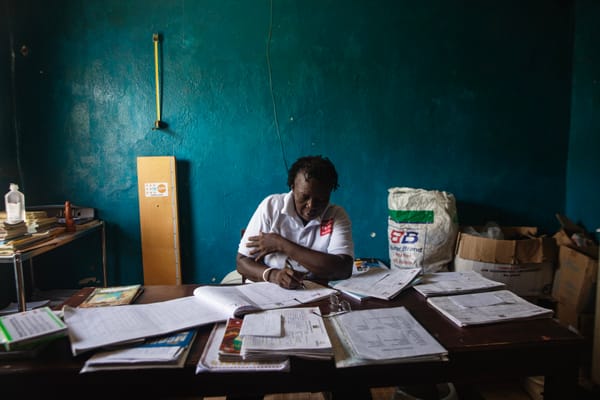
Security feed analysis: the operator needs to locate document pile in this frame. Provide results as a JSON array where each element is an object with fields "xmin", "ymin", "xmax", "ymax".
[
  {"xmin": 80, "ymin": 329, "xmax": 196, "ymax": 373},
  {"xmin": 197, "ymin": 323, "xmax": 290, "ymax": 373},
  {"xmin": 64, "ymin": 281, "xmax": 335, "ymax": 356},
  {"xmin": 240, "ymin": 307, "xmax": 333, "ymax": 361},
  {"xmin": 413, "ymin": 271, "xmax": 506, "ymax": 297},
  {"xmin": 427, "ymin": 290, "xmax": 554, "ymax": 327},
  {"xmin": 0, "ymin": 307, "xmax": 67, "ymax": 352},
  {"xmin": 192, "ymin": 281, "xmax": 336, "ymax": 318},
  {"xmin": 325, "ymin": 306, "xmax": 448, "ymax": 368},
  {"xmin": 330, "ymin": 267, "xmax": 421, "ymax": 300}
]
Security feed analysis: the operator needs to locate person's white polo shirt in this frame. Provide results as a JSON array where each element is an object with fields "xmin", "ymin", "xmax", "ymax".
[{"xmin": 238, "ymin": 191, "xmax": 354, "ymax": 272}]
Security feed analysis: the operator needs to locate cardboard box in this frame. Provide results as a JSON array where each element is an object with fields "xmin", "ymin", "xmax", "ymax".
[
  {"xmin": 552, "ymin": 245, "xmax": 598, "ymax": 315},
  {"xmin": 455, "ymin": 227, "xmax": 557, "ymax": 265},
  {"xmin": 454, "ymin": 257, "xmax": 554, "ymax": 297},
  {"xmin": 553, "ymin": 214, "xmax": 599, "ymax": 259},
  {"xmin": 453, "ymin": 226, "xmax": 557, "ymax": 297}
]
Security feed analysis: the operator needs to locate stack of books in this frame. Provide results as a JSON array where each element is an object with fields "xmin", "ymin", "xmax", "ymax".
[
  {"xmin": 25, "ymin": 211, "xmax": 58, "ymax": 233},
  {"xmin": 80, "ymin": 329, "xmax": 197, "ymax": 373},
  {"xmin": 0, "ymin": 228, "xmax": 64, "ymax": 255},
  {"xmin": 0, "ymin": 220, "xmax": 28, "ymax": 242}
]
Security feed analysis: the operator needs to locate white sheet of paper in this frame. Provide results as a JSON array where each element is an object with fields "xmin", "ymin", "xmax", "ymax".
[
  {"xmin": 331, "ymin": 267, "xmax": 421, "ymax": 300},
  {"xmin": 64, "ymin": 296, "xmax": 228, "ymax": 355},
  {"xmin": 239, "ymin": 312, "xmax": 282, "ymax": 337},
  {"xmin": 449, "ymin": 291, "xmax": 510, "ymax": 308}
]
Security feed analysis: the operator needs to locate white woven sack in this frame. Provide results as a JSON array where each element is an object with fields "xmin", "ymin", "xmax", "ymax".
[{"xmin": 387, "ymin": 187, "xmax": 458, "ymax": 273}]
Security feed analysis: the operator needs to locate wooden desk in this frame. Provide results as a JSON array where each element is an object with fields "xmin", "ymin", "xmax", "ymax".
[{"xmin": 0, "ymin": 285, "xmax": 584, "ymax": 399}]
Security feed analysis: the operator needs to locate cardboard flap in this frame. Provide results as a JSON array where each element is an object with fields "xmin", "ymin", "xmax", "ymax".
[
  {"xmin": 456, "ymin": 230, "xmax": 557, "ymax": 265},
  {"xmin": 553, "ymin": 214, "xmax": 599, "ymax": 259}
]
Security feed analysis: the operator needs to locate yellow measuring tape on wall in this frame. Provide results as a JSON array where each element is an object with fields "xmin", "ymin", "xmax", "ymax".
[{"xmin": 152, "ymin": 33, "xmax": 165, "ymax": 130}]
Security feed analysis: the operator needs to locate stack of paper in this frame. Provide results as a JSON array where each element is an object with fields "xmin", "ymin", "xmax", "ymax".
[
  {"xmin": 0, "ymin": 307, "xmax": 67, "ymax": 351},
  {"xmin": 197, "ymin": 323, "xmax": 290, "ymax": 373},
  {"xmin": 64, "ymin": 281, "xmax": 335, "ymax": 356},
  {"xmin": 240, "ymin": 307, "xmax": 333, "ymax": 361},
  {"xmin": 413, "ymin": 271, "xmax": 505, "ymax": 297},
  {"xmin": 325, "ymin": 306, "xmax": 448, "ymax": 368},
  {"xmin": 193, "ymin": 281, "xmax": 336, "ymax": 318},
  {"xmin": 0, "ymin": 220, "xmax": 28, "ymax": 241},
  {"xmin": 80, "ymin": 330, "xmax": 196, "ymax": 373},
  {"xmin": 330, "ymin": 267, "xmax": 421, "ymax": 300},
  {"xmin": 426, "ymin": 290, "xmax": 554, "ymax": 327},
  {"xmin": 0, "ymin": 229, "xmax": 61, "ymax": 254}
]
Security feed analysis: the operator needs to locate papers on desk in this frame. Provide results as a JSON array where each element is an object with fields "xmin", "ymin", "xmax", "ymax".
[
  {"xmin": 240, "ymin": 307, "xmax": 333, "ymax": 361},
  {"xmin": 413, "ymin": 271, "xmax": 506, "ymax": 297},
  {"xmin": 330, "ymin": 267, "xmax": 421, "ymax": 300},
  {"xmin": 426, "ymin": 290, "xmax": 554, "ymax": 327},
  {"xmin": 324, "ymin": 306, "xmax": 448, "ymax": 368},
  {"xmin": 80, "ymin": 329, "xmax": 196, "ymax": 373},
  {"xmin": 192, "ymin": 281, "xmax": 336, "ymax": 318},
  {"xmin": 64, "ymin": 296, "xmax": 229, "ymax": 355},
  {"xmin": 197, "ymin": 323, "xmax": 290, "ymax": 373},
  {"xmin": 64, "ymin": 282, "xmax": 334, "ymax": 356}
]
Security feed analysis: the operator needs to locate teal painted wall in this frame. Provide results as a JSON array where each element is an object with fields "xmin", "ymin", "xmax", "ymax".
[
  {"xmin": 568, "ymin": 0, "xmax": 600, "ymax": 235},
  {"xmin": 0, "ymin": 2, "xmax": 16, "ymax": 305},
  {"xmin": 3, "ymin": 0, "xmax": 596, "ymax": 290}
]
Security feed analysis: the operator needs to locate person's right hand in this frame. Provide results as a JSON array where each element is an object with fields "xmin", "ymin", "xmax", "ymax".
[{"xmin": 271, "ymin": 267, "xmax": 305, "ymax": 290}]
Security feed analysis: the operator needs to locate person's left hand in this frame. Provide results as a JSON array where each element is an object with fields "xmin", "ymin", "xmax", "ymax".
[{"xmin": 246, "ymin": 232, "xmax": 282, "ymax": 261}]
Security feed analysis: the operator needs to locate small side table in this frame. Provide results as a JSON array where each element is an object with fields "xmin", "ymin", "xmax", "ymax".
[{"xmin": 0, "ymin": 220, "xmax": 107, "ymax": 312}]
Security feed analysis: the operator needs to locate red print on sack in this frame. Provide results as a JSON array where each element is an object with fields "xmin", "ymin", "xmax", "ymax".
[{"xmin": 320, "ymin": 219, "xmax": 333, "ymax": 236}]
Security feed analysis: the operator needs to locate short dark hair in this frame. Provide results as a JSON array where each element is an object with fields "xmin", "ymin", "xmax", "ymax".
[{"xmin": 287, "ymin": 155, "xmax": 339, "ymax": 191}]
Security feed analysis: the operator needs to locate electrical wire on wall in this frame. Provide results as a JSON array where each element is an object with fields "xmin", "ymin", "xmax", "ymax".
[{"xmin": 266, "ymin": 0, "xmax": 288, "ymax": 172}]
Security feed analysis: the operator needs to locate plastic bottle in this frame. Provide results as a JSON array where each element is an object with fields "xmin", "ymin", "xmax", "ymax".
[{"xmin": 4, "ymin": 183, "xmax": 26, "ymax": 224}]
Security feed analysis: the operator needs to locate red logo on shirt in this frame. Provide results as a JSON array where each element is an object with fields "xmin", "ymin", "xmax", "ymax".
[{"xmin": 320, "ymin": 219, "xmax": 333, "ymax": 236}]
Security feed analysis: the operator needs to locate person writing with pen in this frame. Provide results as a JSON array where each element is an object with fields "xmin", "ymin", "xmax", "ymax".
[{"xmin": 236, "ymin": 155, "xmax": 354, "ymax": 289}]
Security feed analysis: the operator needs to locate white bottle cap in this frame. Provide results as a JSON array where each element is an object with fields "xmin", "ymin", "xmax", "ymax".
[{"xmin": 9, "ymin": 183, "xmax": 18, "ymax": 191}]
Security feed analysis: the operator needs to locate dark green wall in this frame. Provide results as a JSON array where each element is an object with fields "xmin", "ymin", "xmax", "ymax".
[
  {"xmin": 568, "ymin": 0, "xmax": 600, "ymax": 235},
  {"xmin": 2, "ymin": 0, "xmax": 596, "ymax": 290},
  {"xmin": 1, "ymin": 2, "xmax": 16, "ymax": 186},
  {"xmin": 1, "ymin": 1, "xmax": 14, "ymax": 305}
]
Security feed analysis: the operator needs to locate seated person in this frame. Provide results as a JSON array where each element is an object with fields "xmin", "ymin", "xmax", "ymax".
[{"xmin": 237, "ymin": 154, "xmax": 354, "ymax": 288}]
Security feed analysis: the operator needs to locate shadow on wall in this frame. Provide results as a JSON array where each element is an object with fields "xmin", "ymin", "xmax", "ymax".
[
  {"xmin": 457, "ymin": 201, "xmax": 523, "ymax": 231},
  {"xmin": 176, "ymin": 159, "xmax": 194, "ymax": 284}
]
